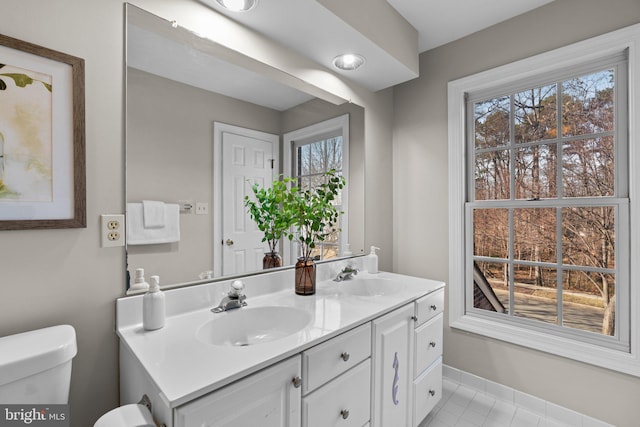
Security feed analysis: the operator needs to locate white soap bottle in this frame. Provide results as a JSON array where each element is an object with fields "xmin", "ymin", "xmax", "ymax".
[
  {"xmin": 143, "ymin": 275, "xmax": 165, "ymax": 331},
  {"xmin": 366, "ymin": 246, "xmax": 380, "ymax": 274},
  {"xmin": 127, "ymin": 268, "xmax": 149, "ymax": 295}
]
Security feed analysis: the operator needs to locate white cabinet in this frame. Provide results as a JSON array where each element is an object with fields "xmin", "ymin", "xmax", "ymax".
[
  {"xmin": 371, "ymin": 288, "xmax": 445, "ymax": 427},
  {"xmin": 302, "ymin": 323, "xmax": 372, "ymax": 427},
  {"xmin": 412, "ymin": 289, "xmax": 444, "ymax": 426},
  {"xmin": 174, "ymin": 356, "xmax": 301, "ymax": 427},
  {"xmin": 139, "ymin": 288, "xmax": 445, "ymax": 427},
  {"xmin": 371, "ymin": 304, "xmax": 415, "ymax": 427}
]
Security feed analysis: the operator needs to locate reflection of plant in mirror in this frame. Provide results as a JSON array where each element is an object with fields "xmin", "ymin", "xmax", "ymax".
[
  {"xmin": 283, "ymin": 169, "xmax": 346, "ymax": 261},
  {"xmin": 245, "ymin": 176, "xmax": 293, "ymax": 254}
]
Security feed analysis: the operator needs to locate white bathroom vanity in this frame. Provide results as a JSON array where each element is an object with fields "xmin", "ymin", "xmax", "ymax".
[{"xmin": 117, "ymin": 261, "xmax": 445, "ymax": 427}]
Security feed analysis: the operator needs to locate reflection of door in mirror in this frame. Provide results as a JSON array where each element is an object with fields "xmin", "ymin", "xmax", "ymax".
[{"xmin": 214, "ymin": 123, "xmax": 279, "ymax": 277}]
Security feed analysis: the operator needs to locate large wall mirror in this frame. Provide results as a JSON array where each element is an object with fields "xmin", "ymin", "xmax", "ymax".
[{"xmin": 125, "ymin": 4, "xmax": 365, "ymax": 290}]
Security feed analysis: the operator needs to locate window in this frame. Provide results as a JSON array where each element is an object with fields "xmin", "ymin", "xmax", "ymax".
[
  {"xmin": 448, "ymin": 25, "xmax": 640, "ymax": 375},
  {"xmin": 283, "ymin": 114, "xmax": 349, "ymax": 263}
]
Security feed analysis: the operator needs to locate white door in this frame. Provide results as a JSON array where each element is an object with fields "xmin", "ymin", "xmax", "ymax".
[
  {"xmin": 175, "ymin": 356, "xmax": 302, "ymax": 427},
  {"xmin": 371, "ymin": 303, "xmax": 415, "ymax": 427},
  {"xmin": 214, "ymin": 123, "xmax": 279, "ymax": 276}
]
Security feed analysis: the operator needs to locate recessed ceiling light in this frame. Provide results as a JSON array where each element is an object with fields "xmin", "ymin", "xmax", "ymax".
[
  {"xmin": 332, "ymin": 53, "xmax": 365, "ymax": 71},
  {"xmin": 215, "ymin": 0, "xmax": 258, "ymax": 12}
]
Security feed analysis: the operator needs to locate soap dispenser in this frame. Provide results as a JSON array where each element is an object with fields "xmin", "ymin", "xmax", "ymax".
[
  {"xmin": 366, "ymin": 246, "xmax": 380, "ymax": 274},
  {"xmin": 143, "ymin": 275, "xmax": 165, "ymax": 331},
  {"xmin": 127, "ymin": 268, "xmax": 149, "ymax": 295}
]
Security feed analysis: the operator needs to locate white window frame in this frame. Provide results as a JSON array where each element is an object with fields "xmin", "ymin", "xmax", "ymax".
[
  {"xmin": 448, "ymin": 24, "xmax": 640, "ymax": 376},
  {"xmin": 283, "ymin": 114, "xmax": 350, "ymax": 265}
]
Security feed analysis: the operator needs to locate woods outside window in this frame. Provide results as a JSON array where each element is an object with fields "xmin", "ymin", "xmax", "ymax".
[{"xmin": 448, "ymin": 24, "xmax": 640, "ymax": 375}]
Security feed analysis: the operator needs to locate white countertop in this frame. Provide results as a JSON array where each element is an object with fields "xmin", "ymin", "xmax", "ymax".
[{"xmin": 117, "ymin": 270, "xmax": 445, "ymax": 408}]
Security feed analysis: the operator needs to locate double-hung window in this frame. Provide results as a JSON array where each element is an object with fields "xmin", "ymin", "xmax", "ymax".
[{"xmin": 448, "ymin": 25, "xmax": 640, "ymax": 375}]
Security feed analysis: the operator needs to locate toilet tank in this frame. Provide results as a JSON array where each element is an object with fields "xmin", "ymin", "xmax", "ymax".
[{"xmin": 0, "ymin": 325, "xmax": 77, "ymax": 404}]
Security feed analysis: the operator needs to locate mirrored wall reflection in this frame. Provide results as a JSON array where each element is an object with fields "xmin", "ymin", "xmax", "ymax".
[{"xmin": 125, "ymin": 5, "xmax": 365, "ymax": 290}]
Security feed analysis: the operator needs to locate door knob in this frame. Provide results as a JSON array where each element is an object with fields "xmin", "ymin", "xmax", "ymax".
[
  {"xmin": 291, "ymin": 376, "xmax": 302, "ymax": 388},
  {"xmin": 225, "ymin": 239, "xmax": 234, "ymax": 246}
]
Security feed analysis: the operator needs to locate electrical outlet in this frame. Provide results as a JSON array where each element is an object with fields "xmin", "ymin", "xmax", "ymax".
[
  {"xmin": 195, "ymin": 202, "xmax": 209, "ymax": 215},
  {"xmin": 101, "ymin": 214, "xmax": 125, "ymax": 248}
]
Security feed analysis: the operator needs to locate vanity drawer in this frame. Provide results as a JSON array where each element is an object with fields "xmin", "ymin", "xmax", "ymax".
[
  {"xmin": 303, "ymin": 359, "xmax": 371, "ymax": 427},
  {"xmin": 302, "ymin": 322, "xmax": 371, "ymax": 394},
  {"xmin": 412, "ymin": 357, "xmax": 442, "ymax": 427},
  {"xmin": 414, "ymin": 313, "xmax": 443, "ymax": 377},
  {"xmin": 414, "ymin": 289, "xmax": 444, "ymax": 327}
]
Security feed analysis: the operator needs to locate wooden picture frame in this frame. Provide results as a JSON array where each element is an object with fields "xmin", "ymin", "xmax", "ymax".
[{"xmin": 0, "ymin": 34, "xmax": 85, "ymax": 230}]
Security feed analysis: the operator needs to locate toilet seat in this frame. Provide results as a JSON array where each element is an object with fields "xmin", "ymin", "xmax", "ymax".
[{"xmin": 93, "ymin": 402, "xmax": 155, "ymax": 427}]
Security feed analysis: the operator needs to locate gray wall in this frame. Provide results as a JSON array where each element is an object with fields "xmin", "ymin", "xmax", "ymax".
[
  {"xmin": 392, "ymin": 0, "xmax": 640, "ymax": 426},
  {"xmin": 126, "ymin": 68, "xmax": 281, "ymax": 285}
]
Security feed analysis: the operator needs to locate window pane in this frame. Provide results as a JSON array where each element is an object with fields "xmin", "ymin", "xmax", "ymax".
[
  {"xmin": 514, "ymin": 84, "xmax": 557, "ymax": 143},
  {"xmin": 297, "ymin": 144, "xmax": 311, "ymax": 176},
  {"xmin": 513, "ymin": 208, "xmax": 556, "ymax": 263},
  {"xmin": 562, "ymin": 137, "xmax": 614, "ymax": 197},
  {"xmin": 473, "ymin": 208, "xmax": 508, "ymax": 259},
  {"xmin": 562, "ymin": 270, "xmax": 615, "ymax": 336},
  {"xmin": 474, "ymin": 97, "xmax": 510, "ymax": 149},
  {"xmin": 473, "ymin": 261, "xmax": 509, "ymax": 314},
  {"xmin": 474, "ymin": 150, "xmax": 510, "ymax": 200},
  {"xmin": 513, "ymin": 264, "xmax": 558, "ymax": 325},
  {"xmin": 515, "ymin": 144, "xmax": 557, "ymax": 199},
  {"xmin": 562, "ymin": 69, "xmax": 615, "ymax": 137},
  {"xmin": 561, "ymin": 206, "xmax": 615, "ymax": 269}
]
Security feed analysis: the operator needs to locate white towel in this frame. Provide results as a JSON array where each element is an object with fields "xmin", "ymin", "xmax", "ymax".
[
  {"xmin": 142, "ymin": 200, "xmax": 165, "ymax": 229},
  {"xmin": 127, "ymin": 202, "xmax": 180, "ymax": 245}
]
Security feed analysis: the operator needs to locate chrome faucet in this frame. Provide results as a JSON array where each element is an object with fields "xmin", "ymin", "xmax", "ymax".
[
  {"xmin": 334, "ymin": 262, "xmax": 359, "ymax": 282},
  {"xmin": 212, "ymin": 280, "xmax": 247, "ymax": 313}
]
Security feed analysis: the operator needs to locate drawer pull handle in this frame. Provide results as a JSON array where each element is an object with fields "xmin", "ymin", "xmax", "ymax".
[
  {"xmin": 340, "ymin": 409, "xmax": 350, "ymax": 420},
  {"xmin": 340, "ymin": 352, "xmax": 350, "ymax": 362},
  {"xmin": 430, "ymin": 304, "xmax": 437, "ymax": 311},
  {"xmin": 429, "ymin": 389, "xmax": 436, "ymax": 397},
  {"xmin": 429, "ymin": 341, "xmax": 437, "ymax": 348},
  {"xmin": 291, "ymin": 376, "xmax": 302, "ymax": 388}
]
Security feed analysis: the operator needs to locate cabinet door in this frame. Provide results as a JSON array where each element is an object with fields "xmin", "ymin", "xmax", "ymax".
[
  {"xmin": 175, "ymin": 356, "xmax": 301, "ymax": 427},
  {"xmin": 371, "ymin": 304, "xmax": 414, "ymax": 427}
]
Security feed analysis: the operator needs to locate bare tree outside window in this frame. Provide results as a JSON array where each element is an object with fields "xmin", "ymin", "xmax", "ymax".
[
  {"xmin": 471, "ymin": 68, "xmax": 619, "ymax": 337},
  {"xmin": 294, "ymin": 136, "xmax": 344, "ymax": 260}
]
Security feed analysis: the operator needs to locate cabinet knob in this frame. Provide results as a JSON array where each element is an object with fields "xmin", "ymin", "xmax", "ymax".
[
  {"xmin": 429, "ymin": 341, "xmax": 437, "ymax": 348},
  {"xmin": 429, "ymin": 389, "xmax": 436, "ymax": 397},
  {"xmin": 291, "ymin": 376, "xmax": 302, "ymax": 388},
  {"xmin": 430, "ymin": 304, "xmax": 437, "ymax": 311},
  {"xmin": 410, "ymin": 315, "xmax": 418, "ymax": 322},
  {"xmin": 340, "ymin": 409, "xmax": 350, "ymax": 420},
  {"xmin": 340, "ymin": 352, "xmax": 350, "ymax": 362}
]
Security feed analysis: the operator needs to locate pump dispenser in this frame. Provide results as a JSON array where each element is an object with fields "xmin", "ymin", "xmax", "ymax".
[
  {"xmin": 366, "ymin": 246, "xmax": 380, "ymax": 274},
  {"xmin": 127, "ymin": 268, "xmax": 150, "ymax": 295},
  {"xmin": 143, "ymin": 275, "xmax": 165, "ymax": 331}
]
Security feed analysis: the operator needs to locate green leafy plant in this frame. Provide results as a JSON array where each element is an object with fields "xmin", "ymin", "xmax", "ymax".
[
  {"xmin": 244, "ymin": 177, "xmax": 293, "ymax": 254},
  {"xmin": 283, "ymin": 170, "xmax": 346, "ymax": 261}
]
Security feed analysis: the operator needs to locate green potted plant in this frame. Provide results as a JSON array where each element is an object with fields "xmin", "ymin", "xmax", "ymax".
[
  {"xmin": 244, "ymin": 177, "xmax": 293, "ymax": 269},
  {"xmin": 283, "ymin": 170, "xmax": 346, "ymax": 295}
]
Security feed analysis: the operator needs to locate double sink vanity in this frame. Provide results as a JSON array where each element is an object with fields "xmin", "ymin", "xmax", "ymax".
[{"xmin": 117, "ymin": 259, "xmax": 445, "ymax": 426}]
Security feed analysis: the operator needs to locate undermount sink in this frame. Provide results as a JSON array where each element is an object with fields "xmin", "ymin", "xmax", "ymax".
[
  {"xmin": 196, "ymin": 306, "xmax": 311, "ymax": 347},
  {"xmin": 338, "ymin": 277, "xmax": 405, "ymax": 296}
]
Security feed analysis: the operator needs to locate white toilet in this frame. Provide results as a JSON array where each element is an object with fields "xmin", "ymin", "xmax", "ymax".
[{"xmin": 0, "ymin": 325, "xmax": 155, "ymax": 427}]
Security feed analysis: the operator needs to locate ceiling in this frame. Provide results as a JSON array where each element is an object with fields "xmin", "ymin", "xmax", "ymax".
[
  {"xmin": 127, "ymin": 0, "xmax": 555, "ymax": 111},
  {"xmin": 199, "ymin": 0, "xmax": 555, "ymax": 91}
]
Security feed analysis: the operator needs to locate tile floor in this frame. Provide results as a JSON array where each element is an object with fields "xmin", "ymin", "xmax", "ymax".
[{"xmin": 419, "ymin": 378, "xmax": 610, "ymax": 427}]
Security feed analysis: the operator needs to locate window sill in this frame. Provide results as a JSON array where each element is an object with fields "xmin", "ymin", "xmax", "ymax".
[{"xmin": 450, "ymin": 313, "xmax": 640, "ymax": 377}]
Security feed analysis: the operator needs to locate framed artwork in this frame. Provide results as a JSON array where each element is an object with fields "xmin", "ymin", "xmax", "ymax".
[{"xmin": 0, "ymin": 34, "xmax": 85, "ymax": 230}]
